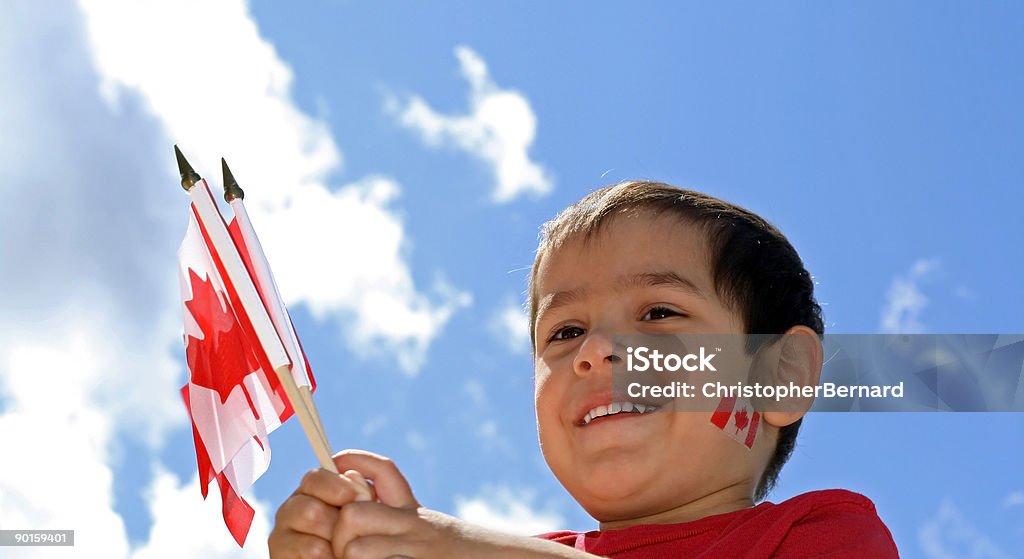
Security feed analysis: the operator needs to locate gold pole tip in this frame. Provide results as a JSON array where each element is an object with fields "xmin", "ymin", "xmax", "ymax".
[
  {"xmin": 174, "ymin": 145, "xmax": 202, "ymax": 191},
  {"xmin": 221, "ymin": 158, "xmax": 245, "ymax": 202}
]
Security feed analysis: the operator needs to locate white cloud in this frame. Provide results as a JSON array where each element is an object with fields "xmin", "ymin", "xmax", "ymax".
[
  {"xmin": 130, "ymin": 468, "xmax": 272, "ymax": 559},
  {"xmin": 361, "ymin": 414, "xmax": 389, "ymax": 438},
  {"xmin": 0, "ymin": 2, "xmax": 463, "ymax": 558},
  {"xmin": 491, "ymin": 299, "xmax": 532, "ymax": 354},
  {"xmin": 955, "ymin": 285, "xmax": 977, "ymax": 301},
  {"xmin": 0, "ymin": 333, "xmax": 254, "ymax": 559},
  {"xmin": 478, "ymin": 420, "xmax": 500, "ymax": 440},
  {"xmin": 390, "ymin": 46, "xmax": 553, "ymax": 203},
  {"xmin": 252, "ymin": 177, "xmax": 471, "ymax": 373},
  {"xmin": 880, "ymin": 257, "xmax": 940, "ymax": 334},
  {"xmin": 474, "ymin": 420, "xmax": 514, "ymax": 456},
  {"xmin": 0, "ymin": 3, "xmax": 184, "ymax": 449},
  {"xmin": 406, "ymin": 430, "xmax": 429, "ymax": 452},
  {"xmin": 0, "ymin": 334, "xmax": 131, "ymax": 559},
  {"xmin": 1003, "ymin": 491, "xmax": 1024, "ymax": 508},
  {"xmin": 0, "ymin": 2, "xmax": 186, "ymax": 554},
  {"xmin": 918, "ymin": 500, "xmax": 1011, "ymax": 559},
  {"xmin": 455, "ymin": 486, "xmax": 564, "ymax": 536},
  {"xmin": 75, "ymin": 0, "xmax": 470, "ymax": 374},
  {"xmin": 464, "ymin": 379, "xmax": 487, "ymax": 406}
]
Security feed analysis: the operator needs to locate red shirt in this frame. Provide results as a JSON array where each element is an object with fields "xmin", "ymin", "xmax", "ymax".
[{"xmin": 537, "ymin": 489, "xmax": 899, "ymax": 558}]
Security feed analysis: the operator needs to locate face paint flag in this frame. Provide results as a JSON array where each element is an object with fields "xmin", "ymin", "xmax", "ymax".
[
  {"xmin": 710, "ymin": 395, "xmax": 761, "ymax": 449},
  {"xmin": 176, "ymin": 147, "xmax": 334, "ymax": 546}
]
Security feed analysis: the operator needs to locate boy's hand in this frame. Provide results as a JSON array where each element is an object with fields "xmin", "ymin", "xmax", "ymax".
[
  {"xmin": 268, "ymin": 449, "xmax": 398, "ymax": 558},
  {"xmin": 271, "ymin": 449, "xmax": 599, "ymax": 559},
  {"xmin": 332, "ymin": 502, "xmax": 600, "ymax": 559},
  {"xmin": 327, "ymin": 452, "xmax": 599, "ymax": 559}
]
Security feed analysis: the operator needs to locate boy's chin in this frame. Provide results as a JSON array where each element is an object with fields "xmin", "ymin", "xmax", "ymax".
[
  {"xmin": 578, "ymin": 491, "xmax": 672, "ymax": 525},
  {"xmin": 552, "ymin": 448, "xmax": 674, "ymax": 506},
  {"xmin": 566, "ymin": 472, "xmax": 665, "ymax": 517}
]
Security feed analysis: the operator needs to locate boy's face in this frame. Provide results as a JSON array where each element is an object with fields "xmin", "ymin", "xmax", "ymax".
[{"xmin": 533, "ymin": 212, "xmax": 773, "ymax": 522}]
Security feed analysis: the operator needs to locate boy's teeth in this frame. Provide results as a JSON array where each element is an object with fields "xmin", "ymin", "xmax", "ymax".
[{"xmin": 582, "ymin": 401, "xmax": 656, "ymax": 425}]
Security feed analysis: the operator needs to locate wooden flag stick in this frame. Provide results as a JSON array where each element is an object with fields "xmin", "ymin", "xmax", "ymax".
[
  {"xmin": 274, "ymin": 365, "xmax": 338, "ymax": 473},
  {"xmin": 298, "ymin": 385, "xmax": 331, "ymax": 452},
  {"xmin": 293, "ymin": 384, "xmax": 373, "ymax": 500}
]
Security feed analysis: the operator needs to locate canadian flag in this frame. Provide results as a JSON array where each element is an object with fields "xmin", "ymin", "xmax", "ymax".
[
  {"xmin": 178, "ymin": 178, "xmax": 316, "ymax": 546},
  {"xmin": 710, "ymin": 395, "xmax": 761, "ymax": 449}
]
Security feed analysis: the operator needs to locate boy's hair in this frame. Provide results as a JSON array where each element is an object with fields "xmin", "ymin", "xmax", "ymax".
[{"xmin": 527, "ymin": 180, "xmax": 824, "ymax": 501}]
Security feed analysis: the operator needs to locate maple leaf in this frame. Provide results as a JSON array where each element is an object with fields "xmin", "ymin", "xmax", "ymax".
[
  {"xmin": 734, "ymin": 409, "xmax": 749, "ymax": 432},
  {"xmin": 184, "ymin": 268, "xmax": 259, "ymax": 404}
]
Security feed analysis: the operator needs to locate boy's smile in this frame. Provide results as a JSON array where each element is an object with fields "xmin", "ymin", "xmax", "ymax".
[
  {"xmin": 532, "ymin": 212, "xmax": 774, "ymax": 527},
  {"xmin": 577, "ymin": 398, "xmax": 660, "ymax": 426}
]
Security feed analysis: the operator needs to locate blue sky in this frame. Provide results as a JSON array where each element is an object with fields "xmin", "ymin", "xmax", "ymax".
[{"xmin": 0, "ymin": 1, "xmax": 1021, "ymax": 557}]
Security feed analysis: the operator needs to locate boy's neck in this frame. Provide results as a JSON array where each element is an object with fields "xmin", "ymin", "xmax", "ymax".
[{"xmin": 598, "ymin": 485, "xmax": 755, "ymax": 531}]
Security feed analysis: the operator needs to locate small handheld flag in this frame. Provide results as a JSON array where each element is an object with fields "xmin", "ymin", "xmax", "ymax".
[{"xmin": 175, "ymin": 146, "xmax": 335, "ymax": 546}]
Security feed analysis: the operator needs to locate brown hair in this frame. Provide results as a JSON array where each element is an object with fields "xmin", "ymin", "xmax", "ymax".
[{"xmin": 527, "ymin": 180, "xmax": 824, "ymax": 500}]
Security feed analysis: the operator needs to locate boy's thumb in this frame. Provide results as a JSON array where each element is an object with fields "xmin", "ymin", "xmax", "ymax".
[{"xmin": 332, "ymin": 449, "xmax": 419, "ymax": 508}]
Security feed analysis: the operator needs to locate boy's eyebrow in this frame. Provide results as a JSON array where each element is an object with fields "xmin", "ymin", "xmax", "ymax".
[
  {"xmin": 535, "ymin": 271, "xmax": 707, "ymax": 323},
  {"xmin": 617, "ymin": 271, "xmax": 708, "ymax": 300},
  {"xmin": 535, "ymin": 288, "xmax": 585, "ymax": 324}
]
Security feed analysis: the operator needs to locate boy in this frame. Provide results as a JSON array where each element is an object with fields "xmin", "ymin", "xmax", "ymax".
[{"xmin": 268, "ymin": 181, "xmax": 899, "ymax": 558}]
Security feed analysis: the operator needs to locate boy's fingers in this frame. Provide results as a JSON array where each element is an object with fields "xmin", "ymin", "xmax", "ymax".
[
  {"xmin": 267, "ymin": 529, "xmax": 333, "ymax": 559},
  {"xmin": 331, "ymin": 502, "xmax": 411, "ymax": 559},
  {"xmin": 332, "ymin": 450, "xmax": 419, "ymax": 508},
  {"xmin": 343, "ymin": 469, "xmax": 375, "ymax": 501},
  {"xmin": 339, "ymin": 534, "xmax": 413, "ymax": 559},
  {"xmin": 274, "ymin": 493, "xmax": 338, "ymax": 540},
  {"xmin": 296, "ymin": 467, "xmax": 370, "ymax": 507}
]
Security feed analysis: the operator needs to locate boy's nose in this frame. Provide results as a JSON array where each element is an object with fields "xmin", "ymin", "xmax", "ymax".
[{"xmin": 573, "ymin": 331, "xmax": 622, "ymax": 377}]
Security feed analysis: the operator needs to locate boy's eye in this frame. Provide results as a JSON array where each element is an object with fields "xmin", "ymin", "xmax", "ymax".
[
  {"xmin": 549, "ymin": 325, "xmax": 585, "ymax": 342},
  {"xmin": 642, "ymin": 306, "xmax": 681, "ymax": 321}
]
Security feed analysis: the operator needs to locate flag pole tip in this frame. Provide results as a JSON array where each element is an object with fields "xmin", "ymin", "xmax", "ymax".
[
  {"xmin": 221, "ymin": 158, "xmax": 245, "ymax": 202},
  {"xmin": 175, "ymin": 145, "xmax": 202, "ymax": 191}
]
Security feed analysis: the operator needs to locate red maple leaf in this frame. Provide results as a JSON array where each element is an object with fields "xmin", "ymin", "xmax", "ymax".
[
  {"xmin": 184, "ymin": 269, "xmax": 259, "ymax": 404},
  {"xmin": 734, "ymin": 409, "xmax": 749, "ymax": 432}
]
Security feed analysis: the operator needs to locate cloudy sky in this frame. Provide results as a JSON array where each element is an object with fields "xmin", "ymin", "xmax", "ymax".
[{"xmin": 1, "ymin": 1, "xmax": 1022, "ymax": 557}]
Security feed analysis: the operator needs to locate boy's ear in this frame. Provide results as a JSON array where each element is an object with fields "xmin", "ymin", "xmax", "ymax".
[{"xmin": 760, "ymin": 325, "xmax": 823, "ymax": 429}]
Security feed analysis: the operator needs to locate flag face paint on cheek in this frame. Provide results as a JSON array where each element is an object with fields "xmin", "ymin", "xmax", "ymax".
[{"xmin": 710, "ymin": 396, "xmax": 760, "ymax": 449}]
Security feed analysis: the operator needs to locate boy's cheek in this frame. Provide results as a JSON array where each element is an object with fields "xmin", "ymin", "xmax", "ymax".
[
  {"xmin": 533, "ymin": 369, "xmax": 553, "ymax": 403},
  {"xmin": 533, "ymin": 377, "xmax": 565, "ymax": 440},
  {"xmin": 534, "ymin": 395, "xmax": 564, "ymax": 436},
  {"xmin": 533, "ymin": 360, "xmax": 568, "ymax": 406}
]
